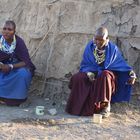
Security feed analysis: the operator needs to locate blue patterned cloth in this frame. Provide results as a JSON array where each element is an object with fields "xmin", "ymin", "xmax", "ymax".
[{"xmin": 80, "ymin": 40, "xmax": 133, "ymax": 102}]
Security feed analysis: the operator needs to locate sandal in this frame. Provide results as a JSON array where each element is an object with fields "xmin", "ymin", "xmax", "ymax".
[{"xmin": 100, "ymin": 102, "xmax": 111, "ymax": 118}]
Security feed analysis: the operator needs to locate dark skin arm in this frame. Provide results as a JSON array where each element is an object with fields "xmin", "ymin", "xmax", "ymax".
[{"xmin": 0, "ymin": 61, "xmax": 26, "ymax": 73}]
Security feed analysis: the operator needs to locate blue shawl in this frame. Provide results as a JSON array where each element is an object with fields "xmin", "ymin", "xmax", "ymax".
[{"xmin": 80, "ymin": 40, "xmax": 132, "ymax": 102}]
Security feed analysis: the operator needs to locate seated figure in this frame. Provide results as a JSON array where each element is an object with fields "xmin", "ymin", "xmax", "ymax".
[
  {"xmin": 0, "ymin": 20, "xmax": 35, "ymax": 106},
  {"xmin": 66, "ymin": 27, "xmax": 136, "ymax": 118}
]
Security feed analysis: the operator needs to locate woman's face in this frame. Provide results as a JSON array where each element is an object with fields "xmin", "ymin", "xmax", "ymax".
[
  {"xmin": 2, "ymin": 23, "xmax": 15, "ymax": 41},
  {"xmin": 94, "ymin": 35, "xmax": 107, "ymax": 49}
]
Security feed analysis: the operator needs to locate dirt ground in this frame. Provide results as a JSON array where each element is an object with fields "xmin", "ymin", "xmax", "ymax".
[{"xmin": 0, "ymin": 95, "xmax": 140, "ymax": 140}]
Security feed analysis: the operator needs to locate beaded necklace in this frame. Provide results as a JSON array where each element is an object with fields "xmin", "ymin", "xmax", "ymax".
[
  {"xmin": 0, "ymin": 35, "xmax": 16, "ymax": 54},
  {"xmin": 93, "ymin": 47, "xmax": 105, "ymax": 64}
]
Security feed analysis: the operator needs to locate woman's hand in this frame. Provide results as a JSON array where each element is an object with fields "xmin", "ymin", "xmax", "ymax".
[
  {"xmin": 0, "ymin": 63, "xmax": 3, "ymax": 69},
  {"xmin": 127, "ymin": 77, "xmax": 136, "ymax": 85},
  {"xmin": 0, "ymin": 61, "xmax": 26, "ymax": 73},
  {"xmin": 127, "ymin": 70, "xmax": 137, "ymax": 85},
  {"xmin": 87, "ymin": 72, "xmax": 95, "ymax": 81},
  {"xmin": 1, "ymin": 64, "xmax": 11, "ymax": 73}
]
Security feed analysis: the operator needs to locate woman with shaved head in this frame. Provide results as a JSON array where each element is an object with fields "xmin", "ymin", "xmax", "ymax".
[{"xmin": 66, "ymin": 27, "xmax": 136, "ymax": 118}]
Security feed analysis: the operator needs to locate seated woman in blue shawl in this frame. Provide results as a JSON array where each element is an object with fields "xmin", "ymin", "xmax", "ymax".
[
  {"xmin": 0, "ymin": 20, "xmax": 35, "ymax": 106},
  {"xmin": 66, "ymin": 27, "xmax": 136, "ymax": 118}
]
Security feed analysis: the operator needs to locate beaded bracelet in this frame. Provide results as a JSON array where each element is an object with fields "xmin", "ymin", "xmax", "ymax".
[{"xmin": 8, "ymin": 64, "xmax": 14, "ymax": 70}]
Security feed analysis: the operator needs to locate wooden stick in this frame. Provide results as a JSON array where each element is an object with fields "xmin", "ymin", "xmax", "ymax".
[{"xmin": 31, "ymin": 22, "xmax": 57, "ymax": 58}]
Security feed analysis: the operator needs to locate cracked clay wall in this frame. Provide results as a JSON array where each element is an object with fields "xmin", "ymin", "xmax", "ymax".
[{"xmin": 0, "ymin": 0, "xmax": 140, "ymax": 100}]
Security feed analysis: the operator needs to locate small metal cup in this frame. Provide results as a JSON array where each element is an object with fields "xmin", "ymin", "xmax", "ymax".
[
  {"xmin": 35, "ymin": 106, "xmax": 45, "ymax": 115},
  {"xmin": 93, "ymin": 114, "xmax": 102, "ymax": 123}
]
